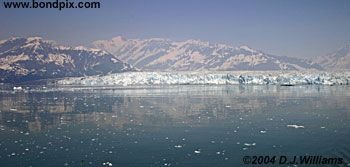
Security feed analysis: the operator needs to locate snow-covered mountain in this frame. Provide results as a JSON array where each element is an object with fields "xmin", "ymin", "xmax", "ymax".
[
  {"xmin": 316, "ymin": 43, "xmax": 350, "ymax": 70},
  {"xmin": 93, "ymin": 36, "xmax": 323, "ymax": 71},
  {"xmin": 0, "ymin": 37, "xmax": 134, "ymax": 83}
]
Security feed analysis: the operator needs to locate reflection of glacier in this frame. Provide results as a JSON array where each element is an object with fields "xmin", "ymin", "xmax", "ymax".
[
  {"xmin": 0, "ymin": 86, "xmax": 350, "ymax": 132},
  {"xmin": 58, "ymin": 71, "xmax": 350, "ymax": 86}
]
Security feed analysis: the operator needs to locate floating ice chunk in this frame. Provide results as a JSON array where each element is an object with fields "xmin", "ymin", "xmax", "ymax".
[
  {"xmin": 13, "ymin": 86, "xmax": 23, "ymax": 91},
  {"xmin": 194, "ymin": 150, "xmax": 201, "ymax": 154},
  {"xmin": 244, "ymin": 143, "xmax": 256, "ymax": 146},
  {"xmin": 103, "ymin": 162, "xmax": 113, "ymax": 166},
  {"xmin": 174, "ymin": 145, "xmax": 182, "ymax": 148},
  {"xmin": 287, "ymin": 124, "xmax": 305, "ymax": 129},
  {"xmin": 260, "ymin": 130, "xmax": 267, "ymax": 134}
]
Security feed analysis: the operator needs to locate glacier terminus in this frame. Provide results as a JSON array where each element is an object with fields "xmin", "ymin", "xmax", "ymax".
[{"xmin": 58, "ymin": 71, "xmax": 350, "ymax": 86}]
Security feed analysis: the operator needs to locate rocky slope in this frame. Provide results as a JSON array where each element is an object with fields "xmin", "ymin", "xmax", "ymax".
[
  {"xmin": 316, "ymin": 43, "xmax": 350, "ymax": 70},
  {"xmin": 93, "ymin": 36, "xmax": 323, "ymax": 71},
  {"xmin": 0, "ymin": 37, "xmax": 134, "ymax": 83}
]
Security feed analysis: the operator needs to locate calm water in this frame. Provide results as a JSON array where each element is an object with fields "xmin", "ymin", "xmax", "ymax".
[{"xmin": 0, "ymin": 85, "xmax": 349, "ymax": 167}]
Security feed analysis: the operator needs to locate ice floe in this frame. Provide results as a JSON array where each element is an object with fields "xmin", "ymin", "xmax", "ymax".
[
  {"xmin": 259, "ymin": 130, "xmax": 267, "ymax": 134},
  {"xmin": 13, "ymin": 86, "xmax": 23, "ymax": 91},
  {"xmin": 243, "ymin": 142, "xmax": 256, "ymax": 147},
  {"xmin": 287, "ymin": 124, "xmax": 305, "ymax": 129},
  {"xmin": 174, "ymin": 145, "xmax": 183, "ymax": 148},
  {"xmin": 194, "ymin": 150, "xmax": 201, "ymax": 154},
  {"xmin": 102, "ymin": 161, "xmax": 113, "ymax": 166}
]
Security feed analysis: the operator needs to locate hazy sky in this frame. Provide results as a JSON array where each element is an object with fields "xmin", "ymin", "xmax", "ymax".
[{"xmin": 1, "ymin": 0, "xmax": 350, "ymax": 58}]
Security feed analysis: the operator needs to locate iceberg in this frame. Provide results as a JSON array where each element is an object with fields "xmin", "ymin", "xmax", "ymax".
[
  {"xmin": 57, "ymin": 71, "xmax": 350, "ymax": 86},
  {"xmin": 287, "ymin": 124, "xmax": 305, "ymax": 129}
]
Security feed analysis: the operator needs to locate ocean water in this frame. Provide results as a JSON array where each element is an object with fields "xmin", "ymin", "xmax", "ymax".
[{"xmin": 0, "ymin": 85, "xmax": 349, "ymax": 167}]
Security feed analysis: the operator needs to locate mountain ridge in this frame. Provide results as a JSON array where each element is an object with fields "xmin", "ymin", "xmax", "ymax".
[
  {"xmin": 316, "ymin": 43, "xmax": 350, "ymax": 70},
  {"xmin": 2, "ymin": 36, "xmax": 349, "ymax": 83},
  {"xmin": 93, "ymin": 36, "xmax": 323, "ymax": 71},
  {"xmin": 0, "ymin": 37, "xmax": 134, "ymax": 83}
]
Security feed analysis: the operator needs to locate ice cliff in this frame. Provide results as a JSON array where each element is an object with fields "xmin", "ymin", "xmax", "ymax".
[{"xmin": 57, "ymin": 71, "xmax": 350, "ymax": 86}]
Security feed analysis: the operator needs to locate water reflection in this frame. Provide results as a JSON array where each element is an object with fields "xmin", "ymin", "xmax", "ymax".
[
  {"xmin": 0, "ymin": 85, "xmax": 350, "ymax": 132},
  {"xmin": 0, "ymin": 85, "xmax": 349, "ymax": 167}
]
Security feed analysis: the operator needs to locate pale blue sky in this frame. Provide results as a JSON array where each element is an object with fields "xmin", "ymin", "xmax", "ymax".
[{"xmin": 1, "ymin": 0, "xmax": 350, "ymax": 58}]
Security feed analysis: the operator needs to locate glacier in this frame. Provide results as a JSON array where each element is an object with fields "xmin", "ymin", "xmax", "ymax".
[{"xmin": 57, "ymin": 71, "xmax": 350, "ymax": 86}]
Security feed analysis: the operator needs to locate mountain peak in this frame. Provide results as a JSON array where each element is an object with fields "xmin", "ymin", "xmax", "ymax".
[
  {"xmin": 26, "ymin": 36, "xmax": 42, "ymax": 42},
  {"xmin": 21, "ymin": 37, "xmax": 52, "ymax": 50},
  {"xmin": 334, "ymin": 43, "xmax": 350, "ymax": 54},
  {"xmin": 0, "ymin": 37, "xmax": 55, "ymax": 49},
  {"xmin": 92, "ymin": 36, "xmax": 322, "ymax": 71},
  {"xmin": 111, "ymin": 36, "xmax": 126, "ymax": 43},
  {"xmin": 0, "ymin": 37, "xmax": 24, "ymax": 45},
  {"xmin": 0, "ymin": 36, "xmax": 134, "ymax": 83},
  {"xmin": 237, "ymin": 45, "xmax": 258, "ymax": 53},
  {"xmin": 316, "ymin": 42, "xmax": 350, "ymax": 70},
  {"xmin": 183, "ymin": 39, "xmax": 209, "ymax": 46}
]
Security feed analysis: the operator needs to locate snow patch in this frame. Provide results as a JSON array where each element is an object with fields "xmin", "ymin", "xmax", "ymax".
[
  {"xmin": 26, "ymin": 37, "xmax": 42, "ymax": 42},
  {"xmin": 238, "ymin": 45, "xmax": 257, "ymax": 53}
]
